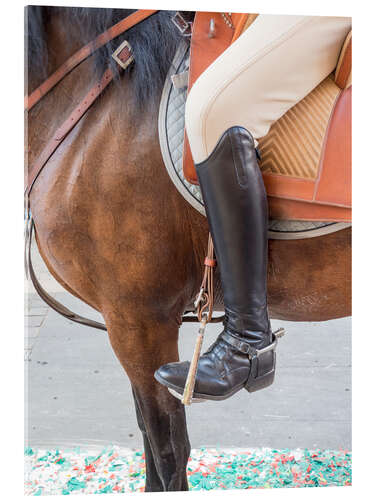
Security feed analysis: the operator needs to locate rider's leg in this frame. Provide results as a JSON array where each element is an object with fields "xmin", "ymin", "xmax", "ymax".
[
  {"xmin": 154, "ymin": 15, "xmax": 351, "ymax": 400},
  {"xmin": 155, "ymin": 125, "xmax": 273, "ymax": 400},
  {"xmin": 185, "ymin": 14, "xmax": 351, "ymax": 162}
]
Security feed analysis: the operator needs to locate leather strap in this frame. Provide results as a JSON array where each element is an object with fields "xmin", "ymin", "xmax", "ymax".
[
  {"xmin": 26, "ymin": 66, "xmax": 116, "ymax": 196},
  {"xmin": 25, "ymin": 9, "xmax": 158, "ymax": 111},
  {"xmin": 26, "ymin": 10, "xmax": 157, "ymax": 197},
  {"xmin": 221, "ymin": 330, "xmax": 277, "ymax": 357},
  {"xmin": 26, "ymin": 218, "xmax": 108, "ymax": 331},
  {"xmin": 204, "ymin": 257, "xmax": 216, "ymax": 267},
  {"xmin": 195, "ymin": 234, "xmax": 218, "ymax": 322}
]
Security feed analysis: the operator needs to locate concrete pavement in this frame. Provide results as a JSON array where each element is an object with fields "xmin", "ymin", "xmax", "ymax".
[{"xmin": 25, "ymin": 240, "xmax": 351, "ymax": 451}]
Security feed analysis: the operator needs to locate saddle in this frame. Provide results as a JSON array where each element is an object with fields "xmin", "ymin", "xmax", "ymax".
[{"xmin": 181, "ymin": 12, "xmax": 352, "ymax": 222}]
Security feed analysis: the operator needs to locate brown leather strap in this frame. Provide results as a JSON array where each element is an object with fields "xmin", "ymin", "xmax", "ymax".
[
  {"xmin": 25, "ymin": 9, "xmax": 158, "ymax": 111},
  {"xmin": 26, "ymin": 65, "xmax": 116, "ymax": 196},
  {"xmin": 26, "ymin": 218, "xmax": 108, "ymax": 331},
  {"xmin": 196, "ymin": 234, "xmax": 218, "ymax": 322},
  {"xmin": 204, "ymin": 257, "xmax": 216, "ymax": 267},
  {"xmin": 26, "ymin": 11, "xmax": 157, "ymax": 197}
]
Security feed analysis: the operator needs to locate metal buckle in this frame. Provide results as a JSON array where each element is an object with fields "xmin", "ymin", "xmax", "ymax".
[
  {"xmin": 112, "ymin": 40, "xmax": 134, "ymax": 70},
  {"xmin": 172, "ymin": 12, "xmax": 192, "ymax": 37},
  {"xmin": 208, "ymin": 18, "xmax": 216, "ymax": 38},
  {"xmin": 221, "ymin": 331, "xmax": 253, "ymax": 355},
  {"xmin": 194, "ymin": 287, "xmax": 205, "ymax": 310},
  {"xmin": 238, "ymin": 342, "xmax": 252, "ymax": 355}
]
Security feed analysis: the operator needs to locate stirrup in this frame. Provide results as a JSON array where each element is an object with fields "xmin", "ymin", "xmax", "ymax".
[{"xmin": 167, "ymin": 388, "xmax": 207, "ymax": 404}]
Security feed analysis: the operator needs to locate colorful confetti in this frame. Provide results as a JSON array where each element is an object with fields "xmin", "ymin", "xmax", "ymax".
[{"xmin": 25, "ymin": 446, "xmax": 351, "ymax": 495}]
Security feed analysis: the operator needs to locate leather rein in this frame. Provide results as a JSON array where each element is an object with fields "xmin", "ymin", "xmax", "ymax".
[
  {"xmin": 25, "ymin": 9, "xmax": 223, "ymax": 331},
  {"xmin": 25, "ymin": 9, "xmax": 158, "ymax": 196}
]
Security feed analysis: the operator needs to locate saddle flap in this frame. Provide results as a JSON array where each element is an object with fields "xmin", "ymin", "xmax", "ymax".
[
  {"xmin": 182, "ymin": 14, "xmax": 352, "ymax": 222},
  {"xmin": 183, "ymin": 12, "xmax": 250, "ymax": 188}
]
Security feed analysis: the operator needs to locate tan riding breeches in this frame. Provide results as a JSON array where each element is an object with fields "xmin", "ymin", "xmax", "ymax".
[{"xmin": 185, "ymin": 14, "xmax": 352, "ymax": 164}]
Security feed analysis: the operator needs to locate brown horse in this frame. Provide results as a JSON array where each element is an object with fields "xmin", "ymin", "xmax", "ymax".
[{"xmin": 26, "ymin": 7, "xmax": 351, "ymax": 492}]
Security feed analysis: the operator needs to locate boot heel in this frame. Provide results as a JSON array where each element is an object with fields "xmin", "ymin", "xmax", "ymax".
[{"xmin": 245, "ymin": 351, "xmax": 276, "ymax": 393}]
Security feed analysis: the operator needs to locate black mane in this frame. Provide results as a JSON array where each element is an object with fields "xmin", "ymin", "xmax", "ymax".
[{"xmin": 26, "ymin": 6, "xmax": 189, "ymax": 105}]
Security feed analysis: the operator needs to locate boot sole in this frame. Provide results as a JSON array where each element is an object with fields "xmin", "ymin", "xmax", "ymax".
[{"xmin": 154, "ymin": 371, "xmax": 267, "ymax": 402}]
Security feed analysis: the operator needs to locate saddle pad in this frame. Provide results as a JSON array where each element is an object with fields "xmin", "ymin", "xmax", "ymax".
[
  {"xmin": 182, "ymin": 13, "xmax": 352, "ymax": 223},
  {"xmin": 158, "ymin": 41, "xmax": 351, "ymax": 239}
]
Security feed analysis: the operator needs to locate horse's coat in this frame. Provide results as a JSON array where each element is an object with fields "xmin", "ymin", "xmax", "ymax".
[{"xmin": 26, "ymin": 7, "xmax": 351, "ymax": 492}]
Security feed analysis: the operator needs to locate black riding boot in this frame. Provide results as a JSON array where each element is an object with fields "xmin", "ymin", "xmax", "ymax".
[{"xmin": 155, "ymin": 126, "xmax": 276, "ymax": 400}]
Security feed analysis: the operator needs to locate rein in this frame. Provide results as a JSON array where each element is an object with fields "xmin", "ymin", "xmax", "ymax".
[
  {"xmin": 25, "ymin": 10, "xmax": 158, "ymax": 112},
  {"xmin": 26, "ymin": 9, "xmax": 158, "ymax": 197},
  {"xmin": 25, "ymin": 9, "xmax": 223, "ymax": 330}
]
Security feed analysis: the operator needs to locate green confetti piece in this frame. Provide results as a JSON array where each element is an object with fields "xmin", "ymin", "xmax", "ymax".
[
  {"xmin": 108, "ymin": 463, "xmax": 124, "ymax": 471},
  {"xmin": 98, "ymin": 484, "xmax": 113, "ymax": 494},
  {"xmin": 37, "ymin": 452, "xmax": 52, "ymax": 462},
  {"xmin": 64, "ymin": 477, "xmax": 86, "ymax": 492}
]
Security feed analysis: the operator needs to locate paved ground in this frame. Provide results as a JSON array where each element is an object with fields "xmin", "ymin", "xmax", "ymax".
[{"xmin": 25, "ymin": 240, "xmax": 351, "ymax": 451}]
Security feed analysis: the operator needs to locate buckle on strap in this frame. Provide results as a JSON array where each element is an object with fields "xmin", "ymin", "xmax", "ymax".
[
  {"xmin": 112, "ymin": 40, "xmax": 134, "ymax": 70},
  {"xmin": 221, "ymin": 328, "xmax": 285, "ymax": 357},
  {"xmin": 172, "ymin": 12, "xmax": 192, "ymax": 36}
]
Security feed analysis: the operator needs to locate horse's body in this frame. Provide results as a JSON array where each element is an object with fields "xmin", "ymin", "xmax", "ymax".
[{"xmin": 27, "ymin": 8, "xmax": 351, "ymax": 491}]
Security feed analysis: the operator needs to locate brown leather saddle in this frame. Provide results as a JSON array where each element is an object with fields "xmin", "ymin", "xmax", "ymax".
[{"xmin": 182, "ymin": 12, "xmax": 352, "ymax": 222}]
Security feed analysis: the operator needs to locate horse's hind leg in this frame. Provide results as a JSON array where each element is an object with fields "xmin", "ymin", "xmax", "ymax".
[{"xmin": 105, "ymin": 316, "xmax": 191, "ymax": 492}]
